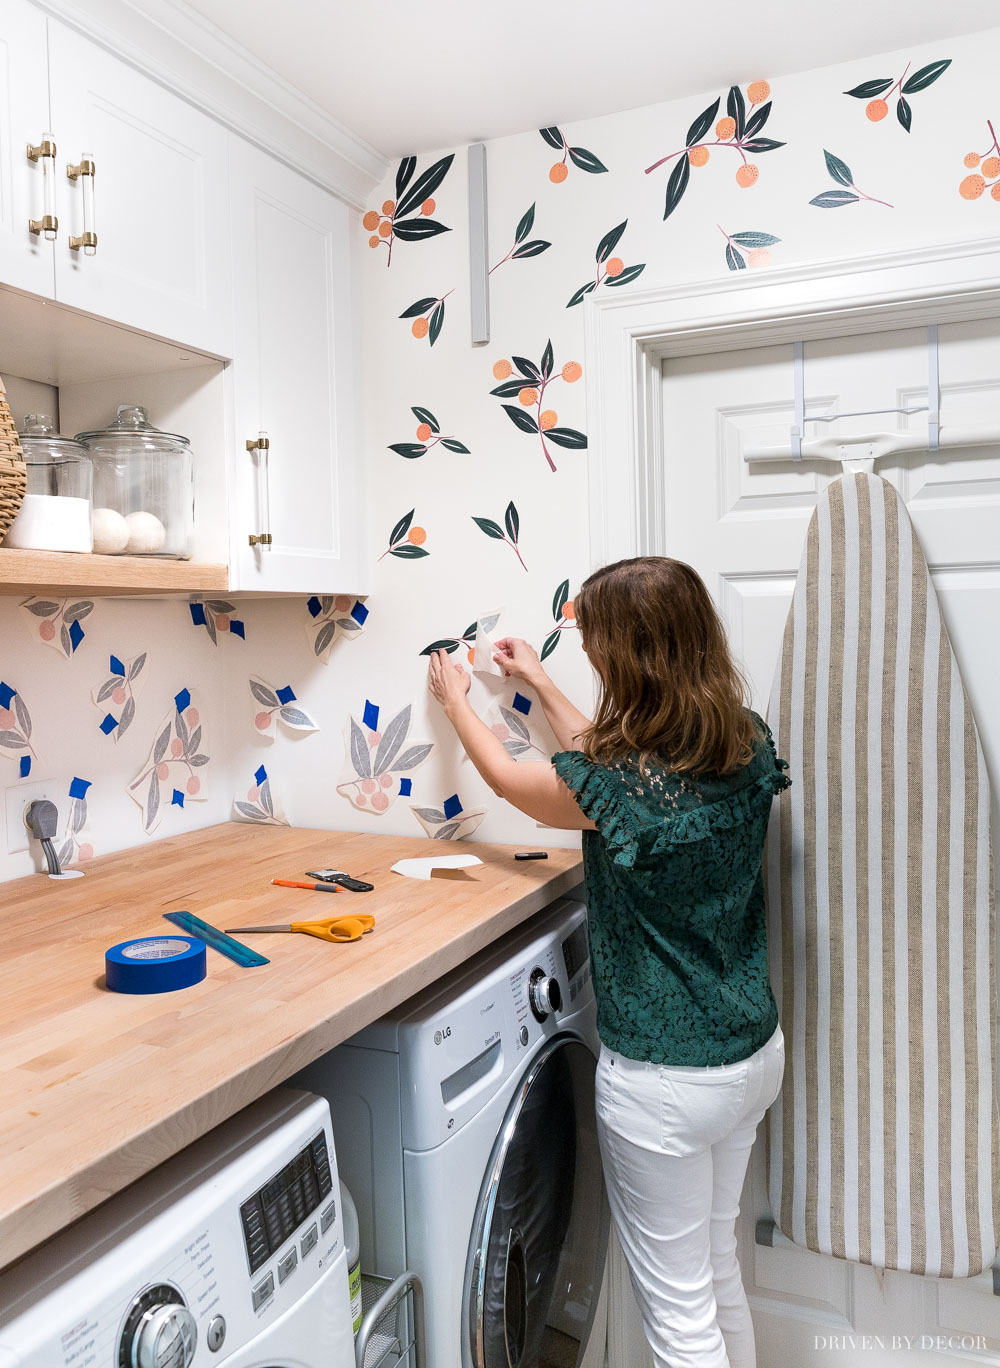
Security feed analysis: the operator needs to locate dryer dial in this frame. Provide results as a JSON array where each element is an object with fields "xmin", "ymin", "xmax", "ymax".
[
  {"xmin": 528, "ymin": 968, "xmax": 563, "ymax": 1021},
  {"xmin": 119, "ymin": 1284, "xmax": 197, "ymax": 1368}
]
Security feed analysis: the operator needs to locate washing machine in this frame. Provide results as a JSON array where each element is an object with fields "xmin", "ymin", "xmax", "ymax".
[
  {"xmin": 292, "ymin": 895, "xmax": 609, "ymax": 1368},
  {"xmin": 0, "ymin": 1088, "xmax": 356, "ymax": 1368}
]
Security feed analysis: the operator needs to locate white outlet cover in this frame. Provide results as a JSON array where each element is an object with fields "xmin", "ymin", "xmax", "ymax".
[{"xmin": 4, "ymin": 779, "xmax": 68, "ymax": 855}]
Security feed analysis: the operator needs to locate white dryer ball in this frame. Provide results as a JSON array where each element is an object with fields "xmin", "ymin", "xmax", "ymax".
[
  {"xmin": 124, "ymin": 510, "xmax": 167, "ymax": 554},
  {"xmin": 91, "ymin": 507, "xmax": 130, "ymax": 555}
]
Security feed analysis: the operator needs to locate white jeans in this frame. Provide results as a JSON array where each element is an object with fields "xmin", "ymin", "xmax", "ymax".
[{"xmin": 594, "ymin": 1023, "xmax": 785, "ymax": 1368}]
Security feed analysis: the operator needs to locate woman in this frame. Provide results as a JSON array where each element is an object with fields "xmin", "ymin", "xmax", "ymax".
[{"xmin": 427, "ymin": 555, "xmax": 790, "ymax": 1368}]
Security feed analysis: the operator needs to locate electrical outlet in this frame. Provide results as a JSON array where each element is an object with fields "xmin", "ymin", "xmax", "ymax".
[{"xmin": 4, "ymin": 779, "xmax": 67, "ymax": 855}]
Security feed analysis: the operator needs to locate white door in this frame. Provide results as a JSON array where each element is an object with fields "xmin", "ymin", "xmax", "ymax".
[
  {"xmin": 613, "ymin": 319, "xmax": 1000, "ymax": 1366},
  {"xmin": 0, "ymin": 0, "xmax": 55, "ymax": 297},
  {"xmin": 227, "ymin": 136, "xmax": 364, "ymax": 594},
  {"xmin": 46, "ymin": 19, "xmax": 231, "ymax": 354}
]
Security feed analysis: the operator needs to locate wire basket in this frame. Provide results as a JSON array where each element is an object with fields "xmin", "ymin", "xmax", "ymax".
[
  {"xmin": 0, "ymin": 377, "xmax": 27, "ymax": 545},
  {"xmin": 356, "ymin": 1271, "xmax": 425, "ymax": 1368}
]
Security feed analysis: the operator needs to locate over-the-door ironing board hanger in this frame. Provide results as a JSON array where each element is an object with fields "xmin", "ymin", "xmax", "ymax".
[{"xmin": 743, "ymin": 324, "xmax": 1000, "ymax": 474}]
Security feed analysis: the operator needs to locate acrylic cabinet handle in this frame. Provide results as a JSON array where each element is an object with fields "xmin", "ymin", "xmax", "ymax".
[
  {"xmin": 247, "ymin": 432, "xmax": 273, "ymax": 549},
  {"xmin": 67, "ymin": 154, "xmax": 97, "ymax": 255},
  {"xmin": 27, "ymin": 133, "xmax": 58, "ymax": 239}
]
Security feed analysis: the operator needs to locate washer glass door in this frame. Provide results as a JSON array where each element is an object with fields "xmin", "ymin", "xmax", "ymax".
[{"xmin": 466, "ymin": 1036, "xmax": 608, "ymax": 1368}]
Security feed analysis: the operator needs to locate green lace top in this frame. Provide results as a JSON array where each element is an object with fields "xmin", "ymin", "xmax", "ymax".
[{"xmin": 552, "ymin": 713, "xmax": 791, "ymax": 1067}]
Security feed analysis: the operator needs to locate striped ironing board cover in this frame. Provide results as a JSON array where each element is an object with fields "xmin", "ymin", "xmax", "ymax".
[{"xmin": 764, "ymin": 471, "xmax": 999, "ymax": 1277}]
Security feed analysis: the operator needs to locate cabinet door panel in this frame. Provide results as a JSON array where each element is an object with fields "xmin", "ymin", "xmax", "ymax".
[
  {"xmin": 228, "ymin": 137, "xmax": 364, "ymax": 593},
  {"xmin": 47, "ymin": 20, "xmax": 231, "ymax": 354},
  {"xmin": 0, "ymin": 0, "xmax": 54, "ymax": 297}
]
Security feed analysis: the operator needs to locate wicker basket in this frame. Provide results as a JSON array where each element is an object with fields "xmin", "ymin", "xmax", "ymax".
[{"xmin": 0, "ymin": 377, "xmax": 27, "ymax": 545}]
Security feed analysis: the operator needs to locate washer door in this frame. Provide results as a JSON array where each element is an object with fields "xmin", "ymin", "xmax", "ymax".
[{"xmin": 465, "ymin": 1035, "xmax": 608, "ymax": 1368}]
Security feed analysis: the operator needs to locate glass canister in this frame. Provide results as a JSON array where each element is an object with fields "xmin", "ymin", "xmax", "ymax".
[
  {"xmin": 3, "ymin": 415, "xmax": 93, "ymax": 553},
  {"xmin": 76, "ymin": 405, "xmax": 193, "ymax": 558}
]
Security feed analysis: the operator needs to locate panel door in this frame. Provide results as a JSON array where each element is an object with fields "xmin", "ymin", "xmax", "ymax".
[
  {"xmin": 227, "ymin": 136, "xmax": 365, "ymax": 594},
  {"xmin": 47, "ymin": 19, "xmax": 231, "ymax": 354},
  {"xmin": 0, "ymin": 0, "xmax": 54, "ymax": 297},
  {"xmin": 624, "ymin": 319, "xmax": 1000, "ymax": 1367}
]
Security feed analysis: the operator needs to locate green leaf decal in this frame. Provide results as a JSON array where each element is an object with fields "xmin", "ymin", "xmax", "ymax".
[
  {"xmin": 824, "ymin": 150, "xmax": 854, "ymax": 187},
  {"xmin": 901, "ymin": 59, "xmax": 950, "ymax": 94},
  {"xmin": 541, "ymin": 339, "xmax": 554, "ymax": 379},
  {"xmin": 726, "ymin": 243, "xmax": 746, "ymax": 271},
  {"xmin": 743, "ymin": 102, "xmax": 772, "ymax": 138},
  {"xmin": 730, "ymin": 231, "xmax": 781, "ymax": 247},
  {"xmin": 605, "ymin": 263, "xmax": 645, "ymax": 288},
  {"xmin": 473, "ymin": 517, "xmax": 506, "ymax": 540},
  {"xmin": 392, "ymin": 218, "xmax": 451, "ymax": 241},
  {"xmin": 395, "ymin": 156, "xmax": 416, "ymax": 200},
  {"xmin": 515, "ymin": 204, "xmax": 535, "ymax": 243},
  {"xmin": 539, "ymin": 126, "xmax": 563, "ymax": 150},
  {"xmin": 491, "ymin": 378, "xmax": 533, "ymax": 398},
  {"xmin": 388, "ymin": 442, "xmax": 427, "ymax": 458},
  {"xmin": 896, "ymin": 96, "xmax": 912, "ymax": 132},
  {"xmin": 664, "ymin": 154, "xmax": 690, "ymax": 220},
  {"xmin": 540, "ymin": 630, "xmax": 561, "ymax": 661},
  {"xmin": 511, "ymin": 239, "xmax": 551, "ymax": 258},
  {"xmin": 411, "ymin": 406, "xmax": 439, "ymax": 432},
  {"xmin": 567, "ymin": 281, "xmax": 598, "ymax": 307},
  {"xmin": 400, "ymin": 297, "xmax": 437, "ymax": 318},
  {"xmin": 545, "ymin": 427, "xmax": 588, "ymax": 450},
  {"xmin": 441, "ymin": 439, "xmax": 469, "ymax": 453},
  {"xmin": 568, "ymin": 146, "xmax": 608, "ymax": 174},
  {"xmin": 742, "ymin": 137, "xmax": 785, "ymax": 153},
  {"xmin": 390, "ymin": 544, "xmax": 429, "ymax": 559},
  {"xmin": 512, "ymin": 355, "xmax": 541, "ymax": 380},
  {"xmin": 727, "ymin": 84, "xmax": 745, "ymax": 139},
  {"xmin": 686, "ymin": 97, "xmax": 720, "ymax": 147},
  {"xmin": 396, "ymin": 153, "xmax": 455, "ymax": 219},
  {"xmin": 502, "ymin": 405, "xmax": 539, "ymax": 434},
  {"xmin": 596, "ymin": 220, "xmax": 627, "ymax": 264},
  {"xmin": 429, "ymin": 302, "xmax": 445, "ymax": 346},
  {"xmin": 389, "ymin": 509, "xmax": 414, "ymax": 545},
  {"xmin": 844, "ymin": 77, "xmax": 893, "ymax": 98},
  {"xmin": 505, "ymin": 501, "xmax": 519, "ymax": 542},
  {"xmin": 420, "ymin": 639, "xmax": 459, "ymax": 656},
  {"xmin": 810, "ymin": 190, "xmax": 860, "ymax": 208}
]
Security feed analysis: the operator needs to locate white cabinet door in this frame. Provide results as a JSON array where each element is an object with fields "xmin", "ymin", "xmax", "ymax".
[
  {"xmin": 227, "ymin": 136, "xmax": 365, "ymax": 594},
  {"xmin": 47, "ymin": 19, "xmax": 231, "ymax": 354},
  {"xmin": 0, "ymin": 0, "xmax": 55, "ymax": 297}
]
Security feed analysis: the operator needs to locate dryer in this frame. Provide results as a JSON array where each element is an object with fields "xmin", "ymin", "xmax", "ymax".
[
  {"xmin": 293, "ymin": 895, "xmax": 609, "ymax": 1368},
  {"xmin": 0, "ymin": 1089, "xmax": 356, "ymax": 1368}
]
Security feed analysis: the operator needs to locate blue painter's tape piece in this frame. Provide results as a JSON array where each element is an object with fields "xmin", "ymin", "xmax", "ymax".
[
  {"xmin": 110, "ymin": 654, "xmax": 125, "ymax": 677},
  {"xmin": 443, "ymin": 793, "xmax": 462, "ymax": 820},
  {"xmin": 307, "ymin": 595, "xmax": 322, "ymax": 618},
  {"xmin": 399, "ymin": 777, "xmax": 412, "ymax": 797},
  {"xmin": 106, "ymin": 935, "xmax": 206, "ymax": 994},
  {"xmin": 254, "ymin": 764, "xmax": 268, "ymax": 786},
  {"xmin": 351, "ymin": 600, "xmax": 369, "ymax": 625},
  {"xmin": 171, "ymin": 788, "xmax": 185, "ymax": 808},
  {"xmin": 189, "ymin": 602, "xmax": 207, "ymax": 625},
  {"xmin": 69, "ymin": 619, "xmax": 84, "ymax": 651},
  {"xmin": 19, "ymin": 755, "xmax": 30, "ymax": 777},
  {"xmin": 512, "ymin": 691, "xmax": 532, "ymax": 715},
  {"xmin": 0, "ymin": 682, "xmax": 14, "ymax": 710},
  {"xmin": 363, "ymin": 699, "xmax": 379, "ymax": 731},
  {"xmin": 229, "ymin": 618, "xmax": 245, "ymax": 639},
  {"xmin": 100, "ymin": 713, "xmax": 118, "ymax": 735},
  {"xmin": 69, "ymin": 777, "xmax": 92, "ymax": 799},
  {"xmin": 174, "ymin": 687, "xmax": 191, "ymax": 714},
  {"xmin": 276, "ymin": 685, "xmax": 296, "ymax": 705}
]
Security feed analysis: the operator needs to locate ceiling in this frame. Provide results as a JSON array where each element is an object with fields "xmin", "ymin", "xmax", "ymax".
[{"xmin": 182, "ymin": 0, "xmax": 996, "ymax": 158}]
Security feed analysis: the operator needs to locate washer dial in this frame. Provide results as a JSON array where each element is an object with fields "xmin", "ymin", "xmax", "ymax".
[{"xmin": 118, "ymin": 1284, "xmax": 197, "ymax": 1368}]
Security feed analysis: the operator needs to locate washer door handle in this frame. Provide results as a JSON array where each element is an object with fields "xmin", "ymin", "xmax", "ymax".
[{"xmin": 503, "ymin": 1227, "xmax": 527, "ymax": 1368}]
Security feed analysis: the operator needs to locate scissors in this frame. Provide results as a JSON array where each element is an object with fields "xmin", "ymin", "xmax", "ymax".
[{"xmin": 225, "ymin": 913, "xmax": 375, "ymax": 944}]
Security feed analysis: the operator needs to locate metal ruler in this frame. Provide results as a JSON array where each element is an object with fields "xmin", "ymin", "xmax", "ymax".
[{"xmin": 162, "ymin": 911, "xmax": 269, "ymax": 968}]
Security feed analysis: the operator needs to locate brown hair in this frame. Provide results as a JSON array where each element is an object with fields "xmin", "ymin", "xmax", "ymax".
[{"xmin": 575, "ymin": 556, "xmax": 756, "ymax": 776}]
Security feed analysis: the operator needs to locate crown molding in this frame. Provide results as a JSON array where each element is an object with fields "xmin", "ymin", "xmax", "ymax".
[{"xmin": 32, "ymin": 0, "xmax": 390, "ymax": 209}]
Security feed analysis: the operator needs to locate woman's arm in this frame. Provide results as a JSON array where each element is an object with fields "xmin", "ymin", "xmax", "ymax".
[
  {"xmin": 491, "ymin": 637, "xmax": 592, "ymax": 751},
  {"xmin": 427, "ymin": 651, "xmax": 596, "ymax": 831}
]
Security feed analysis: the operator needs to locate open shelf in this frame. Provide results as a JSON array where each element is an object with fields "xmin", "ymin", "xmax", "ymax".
[{"xmin": 0, "ymin": 548, "xmax": 228, "ymax": 597}]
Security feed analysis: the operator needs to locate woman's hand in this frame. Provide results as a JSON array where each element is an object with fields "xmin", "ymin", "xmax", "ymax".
[
  {"xmin": 427, "ymin": 648, "xmax": 472, "ymax": 716},
  {"xmin": 492, "ymin": 637, "xmax": 545, "ymax": 685}
]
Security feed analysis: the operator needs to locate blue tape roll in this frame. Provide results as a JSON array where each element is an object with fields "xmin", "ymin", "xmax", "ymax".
[{"xmin": 105, "ymin": 935, "xmax": 206, "ymax": 994}]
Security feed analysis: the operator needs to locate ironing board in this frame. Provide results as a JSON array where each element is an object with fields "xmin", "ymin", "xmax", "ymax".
[{"xmin": 764, "ymin": 471, "xmax": 999, "ymax": 1277}]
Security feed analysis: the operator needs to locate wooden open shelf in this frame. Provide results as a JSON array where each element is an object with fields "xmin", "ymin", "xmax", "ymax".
[{"xmin": 0, "ymin": 547, "xmax": 228, "ymax": 597}]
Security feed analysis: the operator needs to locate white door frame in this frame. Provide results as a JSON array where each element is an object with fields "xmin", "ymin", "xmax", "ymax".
[{"xmin": 582, "ymin": 234, "xmax": 1000, "ymax": 572}]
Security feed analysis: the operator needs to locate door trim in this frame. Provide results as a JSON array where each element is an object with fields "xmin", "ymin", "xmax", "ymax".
[{"xmin": 583, "ymin": 234, "xmax": 1000, "ymax": 572}]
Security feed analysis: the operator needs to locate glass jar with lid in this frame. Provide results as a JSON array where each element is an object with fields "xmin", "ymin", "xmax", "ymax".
[
  {"xmin": 3, "ymin": 415, "xmax": 93, "ymax": 553},
  {"xmin": 76, "ymin": 405, "xmax": 193, "ymax": 558}
]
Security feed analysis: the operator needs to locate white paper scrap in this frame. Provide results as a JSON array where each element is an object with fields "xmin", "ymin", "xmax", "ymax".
[{"xmin": 391, "ymin": 854, "xmax": 483, "ymax": 880}]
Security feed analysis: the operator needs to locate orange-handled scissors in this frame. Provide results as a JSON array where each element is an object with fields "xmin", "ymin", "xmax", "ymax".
[{"xmin": 225, "ymin": 913, "xmax": 375, "ymax": 944}]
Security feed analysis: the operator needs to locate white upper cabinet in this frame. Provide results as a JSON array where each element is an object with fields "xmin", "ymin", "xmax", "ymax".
[
  {"xmin": 227, "ymin": 136, "xmax": 365, "ymax": 594},
  {"xmin": 0, "ymin": 0, "xmax": 56, "ymax": 297},
  {"xmin": 46, "ymin": 20, "xmax": 232, "ymax": 356}
]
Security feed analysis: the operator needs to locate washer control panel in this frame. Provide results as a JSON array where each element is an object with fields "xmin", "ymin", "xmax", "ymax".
[{"xmin": 238, "ymin": 1131, "xmax": 333, "ymax": 1274}]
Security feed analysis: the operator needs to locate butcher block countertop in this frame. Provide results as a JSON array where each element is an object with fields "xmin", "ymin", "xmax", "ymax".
[{"xmin": 0, "ymin": 822, "xmax": 583, "ymax": 1270}]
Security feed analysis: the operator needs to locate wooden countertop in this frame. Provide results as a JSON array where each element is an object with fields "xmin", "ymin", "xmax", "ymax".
[{"xmin": 0, "ymin": 823, "xmax": 582, "ymax": 1269}]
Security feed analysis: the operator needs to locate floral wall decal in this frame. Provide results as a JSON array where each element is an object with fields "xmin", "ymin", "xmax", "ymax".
[
  {"xmin": 810, "ymin": 150, "xmax": 893, "ymax": 208},
  {"xmin": 0, "ymin": 681, "xmax": 36, "ymax": 777},
  {"xmin": 56, "ymin": 777, "xmax": 94, "ymax": 866},
  {"xmin": 338, "ymin": 700, "xmax": 433, "ymax": 813},
  {"xmin": 380, "ymin": 509, "xmax": 429, "ymax": 561},
  {"xmin": 128, "ymin": 688, "xmax": 207, "ymax": 834},
  {"xmin": 93, "ymin": 651, "xmax": 147, "ymax": 741},
  {"xmin": 420, "ymin": 611, "xmax": 500, "ymax": 661},
  {"xmin": 491, "ymin": 203, "xmax": 551, "ymax": 273},
  {"xmin": 306, "ymin": 595, "xmax": 368, "ymax": 663},
  {"xmin": 388, "ymin": 405, "xmax": 469, "ymax": 460},
  {"xmin": 960, "ymin": 123, "xmax": 1000, "ymax": 200},
  {"xmin": 249, "ymin": 677, "xmax": 318, "ymax": 738},
  {"xmin": 539, "ymin": 126, "xmax": 608, "ymax": 181},
  {"xmin": 646, "ymin": 81, "xmax": 783, "ymax": 220},
  {"xmin": 363, "ymin": 154, "xmax": 455, "ymax": 265},
  {"xmin": 487, "ymin": 692, "xmax": 551, "ymax": 760},
  {"xmin": 718, "ymin": 226, "xmax": 781, "ymax": 270},
  {"xmin": 472, "ymin": 501, "xmax": 526, "ymax": 571},
  {"xmin": 567, "ymin": 219, "xmax": 645, "ymax": 306},
  {"xmin": 411, "ymin": 794, "xmax": 488, "ymax": 841},
  {"xmin": 541, "ymin": 581, "xmax": 578, "ymax": 660},
  {"xmin": 22, "ymin": 597, "xmax": 94, "ymax": 657},
  {"xmin": 234, "ymin": 763, "xmax": 289, "ymax": 826},
  {"xmin": 844, "ymin": 59, "xmax": 950, "ymax": 131},
  {"xmin": 490, "ymin": 342, "xmax": 586, "ymax": 472},
  {"xmin": 190, "ymin": 599, "xmax": 245, "ymax": 642},
  {"xmin": 400, "ymin": 289, "xmax": 453, "ymax": 344}
]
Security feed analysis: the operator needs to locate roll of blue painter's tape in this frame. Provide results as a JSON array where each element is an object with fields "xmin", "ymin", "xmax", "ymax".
[{"xmin": 105, "ymin": 935, "xmax": 206, "ymax": 994}]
